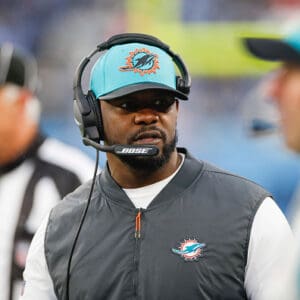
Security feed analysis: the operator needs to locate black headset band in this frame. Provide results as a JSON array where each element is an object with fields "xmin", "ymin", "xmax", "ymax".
[{"xmin": 97, "ymin": 33, "xmax": 171, "ymax": 52}]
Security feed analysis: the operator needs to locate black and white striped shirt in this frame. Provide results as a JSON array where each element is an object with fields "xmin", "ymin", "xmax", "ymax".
[{"xmin": 0, "ymin": 134, "xmax": 95, "ymax": 300}]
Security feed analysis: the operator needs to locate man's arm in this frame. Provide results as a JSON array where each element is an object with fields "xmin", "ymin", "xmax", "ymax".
[
  {"xmin": 244, "ymin": 197, "xmax": 296, "ymax": 300},
  {"xmin": 20, "ymin": 213, "xmax": 57, "ymax": 300}
]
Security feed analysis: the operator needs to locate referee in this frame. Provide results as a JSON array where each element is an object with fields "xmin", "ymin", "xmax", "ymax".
[{"xmin": 0, "ymin": 43, "xmax": 95, "ymax": 300}]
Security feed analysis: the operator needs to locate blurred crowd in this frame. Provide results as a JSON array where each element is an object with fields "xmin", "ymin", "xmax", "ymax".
[{"xmin": 1, "ymin": 0, "xmax": 300, "ymax": 212}]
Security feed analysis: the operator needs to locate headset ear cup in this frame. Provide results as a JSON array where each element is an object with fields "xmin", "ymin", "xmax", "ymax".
[
  {"xmin": 176, "ymin": 76, "xmax": 190, "ymax": 95},
  {"xmin": 73, "ymin": 91, "xmax": 102, "ymax": 142},
  {"xmin": 97, "ymin": 103, "xmax": 105, "ymax": 140},
  {"xmin": 86, "ymin": 91, "xmax": 105, "ymax": 141},
  {"xmin": 176, "ymin": 76, "xmax": 183, "ymax": 91},
  {"xmin": 73, "ymin": 99, "xmax": 85, "ymax": 138}
]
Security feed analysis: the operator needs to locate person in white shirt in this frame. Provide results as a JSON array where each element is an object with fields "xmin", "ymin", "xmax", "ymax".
[
  {"xmin": 0, "ymin": 43, "xmax": 95, "ymax": 300},
  {"xmin": 244, "ymin": 27, "xmax": 300, "ymax": 300}
]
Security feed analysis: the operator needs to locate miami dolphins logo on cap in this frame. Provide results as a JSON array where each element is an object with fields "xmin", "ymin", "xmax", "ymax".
[
  {"xmin": 172, "ymin": 238, "xmax": 206, "ymax": 261},
  {"xmin": 119, "ymin": 48, "xmax": 159, "ymax": 76}
]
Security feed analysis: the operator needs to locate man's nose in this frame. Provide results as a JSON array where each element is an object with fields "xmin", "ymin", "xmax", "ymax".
[{"xmin": 134, "ymin": 109, "xmax": 159, "ymax": 125}]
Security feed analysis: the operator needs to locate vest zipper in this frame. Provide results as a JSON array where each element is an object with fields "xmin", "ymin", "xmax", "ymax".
[
  {"xmin": 135, "ymin": 209, "xmax": 142, "ymax": 239},
  {"xmin": 133, "ymin": 208, "xmax": 142, "ymax": 298}
]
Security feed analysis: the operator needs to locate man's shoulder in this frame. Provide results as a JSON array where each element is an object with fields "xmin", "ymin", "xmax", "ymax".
[
  {"xmin": 184, "ymin": 149, "xmax": 270, "ymax": 197},
  {"xmin": 48, "ymin": 176, "xmax": 101, "ymax": 222},
  {"xmin": 201, "ymin": 160, "xmax": 271, "ymax": 197}
]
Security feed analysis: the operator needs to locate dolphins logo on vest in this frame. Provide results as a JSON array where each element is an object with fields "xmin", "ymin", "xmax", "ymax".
[{"xmin": 172, "ymin": 238, "xmax": 206, "ymax": 261}]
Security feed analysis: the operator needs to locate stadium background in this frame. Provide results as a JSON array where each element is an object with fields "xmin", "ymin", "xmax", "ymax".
[{"xmin": 1, "ymin": 0, "xmax": 300, "ymax": 214}]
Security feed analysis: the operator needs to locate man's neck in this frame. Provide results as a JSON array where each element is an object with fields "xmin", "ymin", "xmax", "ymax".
[{"xmin": 107, "ymin": 150, "xmax": 182, "ymax": 189}]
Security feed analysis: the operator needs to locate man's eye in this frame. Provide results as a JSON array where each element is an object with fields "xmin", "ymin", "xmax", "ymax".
[
  {"xmin": 154, "ymin": 99, "xmax": 162, "ymax": 106},
  {"xmin": 120, "ymin": 103, "xmax": 128, "ymax": 109},
  {"xmin": 119, "ymin": 102, "xmax": 138, "ymax": 112},
  {"xmin": 153, "ymin": 98, "xmax": 175, "ymax": 111},
  {"xmin": 122, "ymin": 102, "xmax": 135, "ymax": 110},
  {"xmin": 115, "ymin": 98, "xmax": 175, "ymax": 112}
]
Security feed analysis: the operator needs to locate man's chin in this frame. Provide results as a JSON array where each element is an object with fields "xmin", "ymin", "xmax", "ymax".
[
  {"xmin": 107, "ymin": 130, "xmax": 178, "ymax": 172},
  {"xmin": 119, "ymin": 152, "xmax": 165, "ymax": 172}
]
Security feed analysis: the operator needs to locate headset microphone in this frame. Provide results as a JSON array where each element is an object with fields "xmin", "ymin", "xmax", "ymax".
[{"xmin": 82, "ymin": 137, "xmax": 159, "ymax": 156}]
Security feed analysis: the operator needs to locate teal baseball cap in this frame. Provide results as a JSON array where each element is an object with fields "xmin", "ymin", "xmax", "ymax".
[
  {"xmin": 90, "ymin": 42, "xmax": 188, "ymax": 100},
  {"xmin": 243, "ymin": 28, "xmax": 300, "ymax": 62}
]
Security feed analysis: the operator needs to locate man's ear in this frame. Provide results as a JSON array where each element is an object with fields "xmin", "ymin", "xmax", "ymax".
[
  {"xmin": 18, "ymin": 89, "xmax": 33, "ymax": 106},
  {"xmin": 2, "ymin": 85, "xmax": 32, "ymax": 106},
  {"xmin": 15, "ymin": 88, "xmax": 40, "ymax": 123}
]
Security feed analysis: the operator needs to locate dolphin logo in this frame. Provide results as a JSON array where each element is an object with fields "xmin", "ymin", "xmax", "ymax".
[
  {"xmin": 132, "ymin": 54, "xmax": 155, "ymax": 69},
  {"xmin": 119, "ymin": 48, "xmax": 159, "ymax": 75},
  {"xmin": 172, "ymin": 239, "xmax": 206, "ymax": 261}
]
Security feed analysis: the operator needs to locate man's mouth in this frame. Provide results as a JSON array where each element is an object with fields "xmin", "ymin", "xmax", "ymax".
[{"xmin": 133, "ymin": 131, "xmax": 162, "ymax": 145}]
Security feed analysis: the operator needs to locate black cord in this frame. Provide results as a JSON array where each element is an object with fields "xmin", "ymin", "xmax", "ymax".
[{"xmin": 65, "ymin": 149, "xmax": 99, "ymax": 300}]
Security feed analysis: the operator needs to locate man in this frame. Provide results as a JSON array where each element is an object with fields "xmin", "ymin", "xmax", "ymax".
[
  {"xmin": 243, "ymin": 28, "xmax": 300, "ymax": 300},
  {"xmin": 21, "ymin": 33, "xmax": 293, "ymax": 300},
  {"xmin": 244, "ymin": 29, "xmax": 300, "ymax": 153},
  {"xmin": 0, "ymin": 43, "xmax": 95, "ymax": 300}
]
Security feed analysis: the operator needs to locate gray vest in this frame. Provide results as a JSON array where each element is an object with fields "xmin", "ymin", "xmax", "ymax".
[{"xmin": 45, "ymin": 149, "xmax": 270, "ymax": 300}]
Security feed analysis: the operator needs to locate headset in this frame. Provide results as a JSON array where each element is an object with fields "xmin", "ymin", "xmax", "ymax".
[{"xmin": 73, "ymin": 33, "xmax": 191, "ymax": 155}]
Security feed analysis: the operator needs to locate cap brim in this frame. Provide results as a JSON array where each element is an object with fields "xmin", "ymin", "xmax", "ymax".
[
  {"xmin": 243, "ymin": 38, "xmax": 300, "ymax": 62},
  {"xmin": 99, "ymin": 83, "xmax": 188, "ymax": 100}
]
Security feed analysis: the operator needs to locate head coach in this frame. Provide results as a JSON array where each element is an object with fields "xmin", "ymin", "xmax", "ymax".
[{"xmin": 21, "ymin": 33, "xmax": 293, "ymax": 300}]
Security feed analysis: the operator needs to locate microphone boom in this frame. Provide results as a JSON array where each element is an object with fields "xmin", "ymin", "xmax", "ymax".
[{"xmin": 82, "ymin": 138, "xmax": 158, "ymax": 156}]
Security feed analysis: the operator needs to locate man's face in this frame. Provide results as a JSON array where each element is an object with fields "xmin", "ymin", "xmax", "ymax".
[
  {"xmin": 100, "ymin": 90, "xmax": 179, "ymax": 171},
  {"xmin": 0, "ymin": 85, "xmax": 22, "ymax": 143},
  {"xmin": 268, "ymin": 63, "xmax": 300, "ymax": 152}
]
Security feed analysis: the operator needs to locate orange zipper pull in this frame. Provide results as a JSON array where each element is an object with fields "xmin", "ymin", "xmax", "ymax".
[{"xmin": 135, "ymin": 210, "xmax": 141, "ymax": 239}]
